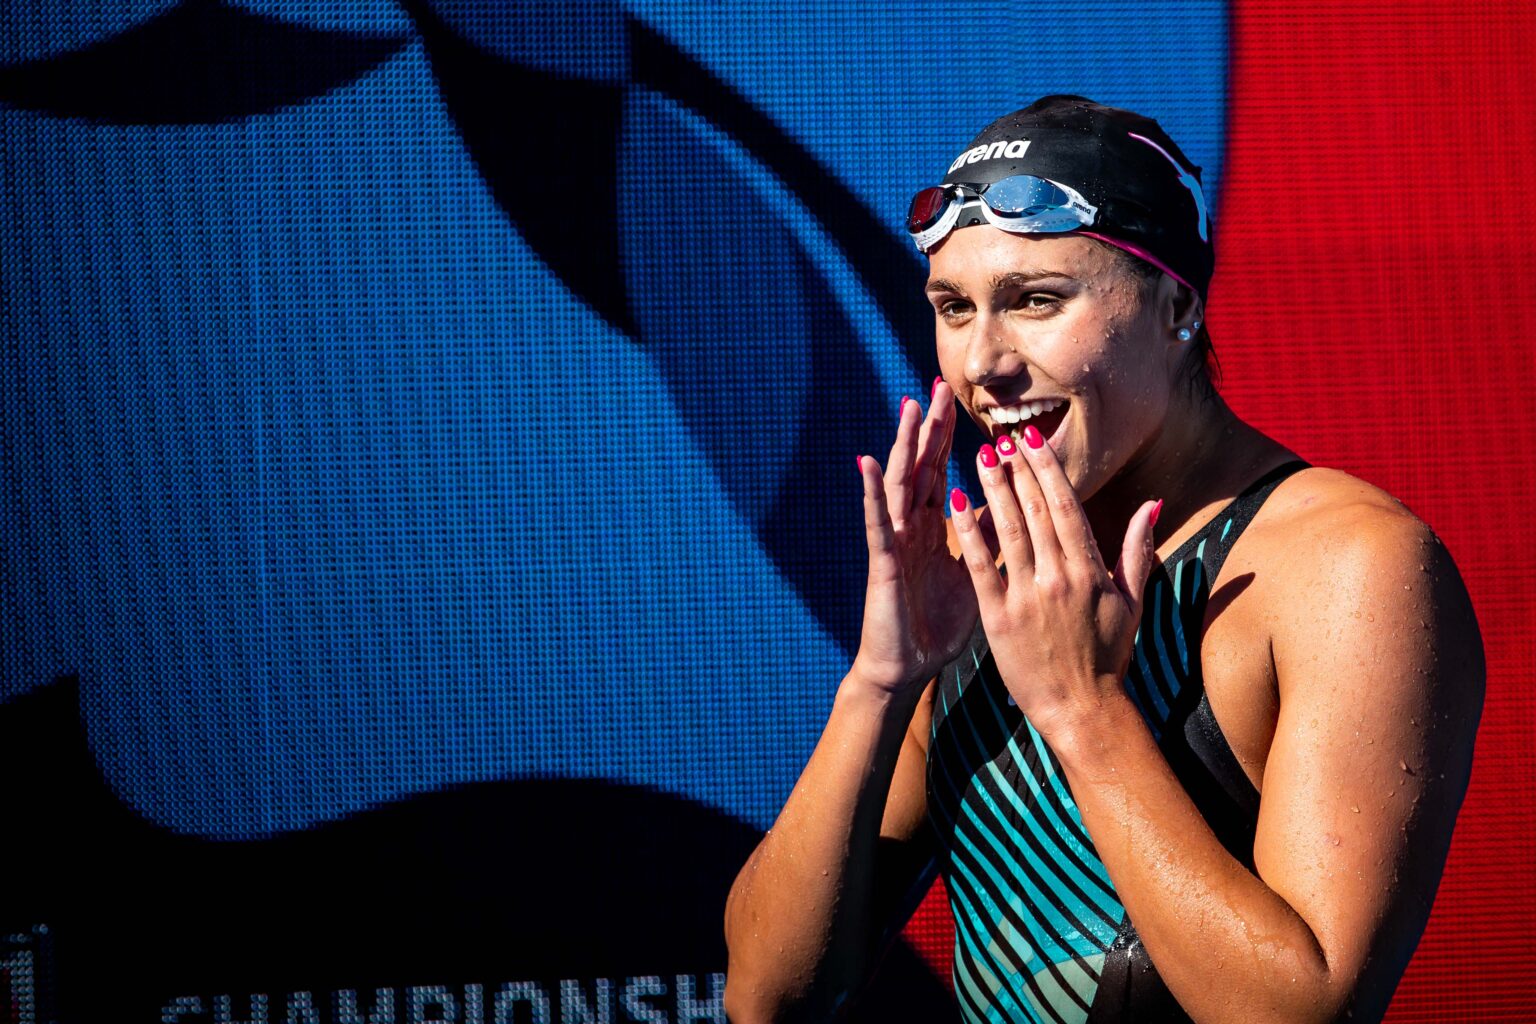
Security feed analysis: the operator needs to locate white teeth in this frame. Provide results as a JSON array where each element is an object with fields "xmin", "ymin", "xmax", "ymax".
[{"xmin": 988, "ymin": 398, "xmax": 1064, "ymax": 427}]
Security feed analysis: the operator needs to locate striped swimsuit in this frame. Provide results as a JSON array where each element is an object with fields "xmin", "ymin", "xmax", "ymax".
[{"xmin": 925, "ymin": 461, "xmax": 1307, "ymax": 1023}]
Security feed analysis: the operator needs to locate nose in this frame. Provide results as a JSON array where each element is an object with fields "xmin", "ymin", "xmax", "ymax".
[{"xmin": 963, "ymin": 311, "xmax": 1028, "ymax": 390}]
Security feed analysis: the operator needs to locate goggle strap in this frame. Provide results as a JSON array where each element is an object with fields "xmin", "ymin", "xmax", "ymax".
[{"xmin": 911, "ymin": 198, "xmax": 965, "ymax": 252}]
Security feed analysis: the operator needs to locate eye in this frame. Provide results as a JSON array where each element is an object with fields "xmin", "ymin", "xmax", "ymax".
[
  {"xmin": 935, "ymin": 298, "xmax": 973, "ymax": 322},
  {"xmin": 1020, "ymin": 292, "xmax": 1062, "ymax": 311}
]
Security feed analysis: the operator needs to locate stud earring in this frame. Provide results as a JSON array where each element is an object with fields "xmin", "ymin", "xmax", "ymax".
[
  {"xmin": 1193, "ymin": 320, "xmax": 1202, "ymax": 332},
  {"xmin": 1177, "ymin": 327, "xmax": 1193, "ymax": 342}
]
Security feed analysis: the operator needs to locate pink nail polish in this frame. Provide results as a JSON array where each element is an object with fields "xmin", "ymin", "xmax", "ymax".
[
  {"xmin": 1150, "ymin": 498, "xmax": 1164, "ymax": 527},
  {"xmin": 855, "ymin": 455, "xmax": 864, "ymax": 475},
  {"xmin": 995, "ymin": 434, "xmax": 1016, "ymax": 456},
  {"xmin": 932, "ymin": 375, "xmax": 944, "ymax": 398},
  {"xmin": 951, "ymin": 488, "xmax": 968, "ymax": 512},
  {"xmin": 900, "ymin": 395, "xmax": 911, "ymax": 416},
  {"xmin": 979, "ymin": 444, "xmax": 998, "ymax": 468},
  {"xmin": 1023, "ymin": 424, "xmax": 1045, "ymax": 449}
]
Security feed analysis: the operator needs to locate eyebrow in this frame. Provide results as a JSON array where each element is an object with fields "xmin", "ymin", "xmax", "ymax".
[{"xmin": 924, "ymin": 270, "xmax": 1077, "ymax": 294}]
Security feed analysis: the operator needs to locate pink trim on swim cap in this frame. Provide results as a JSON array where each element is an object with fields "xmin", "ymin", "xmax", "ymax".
[{"xmin": 1078, "ymin": 231, "xmax": 1196, "ymax": 295}]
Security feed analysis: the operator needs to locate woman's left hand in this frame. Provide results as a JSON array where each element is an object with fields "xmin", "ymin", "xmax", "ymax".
[{"xmin": 948, "ymin": 425, "xmax": 1161, "ymax": 743}]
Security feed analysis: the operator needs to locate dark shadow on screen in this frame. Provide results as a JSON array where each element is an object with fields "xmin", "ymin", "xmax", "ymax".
[
  {"xmin": 0, "ymin": 0, "xmax": 410, "ymax": 123},
  {"xmin": 1, "ymin": 676, "xmax": 956, "ymax": 1022}
]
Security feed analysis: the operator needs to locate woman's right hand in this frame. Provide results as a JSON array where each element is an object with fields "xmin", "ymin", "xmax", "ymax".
[{"xmin": 850, "ymin": 380, "xmax": 980, "ymax": 697}]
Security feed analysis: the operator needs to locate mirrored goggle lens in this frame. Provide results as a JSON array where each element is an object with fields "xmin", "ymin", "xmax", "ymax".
[
  {"xmin": 980, "ymin": 175, "xmax": 1075, "ymax": 218},
  {"xmin": 906, "ymin": 186, "xmax": 952, "ymax": 233}
]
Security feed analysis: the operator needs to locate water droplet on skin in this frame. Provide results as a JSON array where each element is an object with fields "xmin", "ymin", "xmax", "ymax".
[
  {"xmin": 1351, "ymin": 805, "xmax": 1360, "ymax": 813},
  {"xmin": 1367, "ymin": 613, "xmax": 1375, "ymax": 622},
  {"xmin": 1399, "ymin": 760, "xmax": 1414, "ymax": 775}
]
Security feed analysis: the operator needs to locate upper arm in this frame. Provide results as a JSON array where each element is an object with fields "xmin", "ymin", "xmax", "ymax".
[
  {"xmin": 863, "ymin": 677, "xmax": 941, "ymax": 963},
  {"xmin": 881, "ymin": 677, "xmax": 936, "ymax": 842},
  {"xmin": 1253, "ymin": 503, "xmax": 1484, "ymax": 1016}
]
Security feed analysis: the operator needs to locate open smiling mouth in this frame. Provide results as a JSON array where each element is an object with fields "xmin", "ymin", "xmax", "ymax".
[{"xmin": 984, "ymin": 398, "xmax": 1071, "ymax": 449}]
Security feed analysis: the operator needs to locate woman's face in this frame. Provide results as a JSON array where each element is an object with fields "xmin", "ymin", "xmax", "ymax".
[{"xmin": 926, "ymin": 227, "xmax": 1179, "ymax": 501}]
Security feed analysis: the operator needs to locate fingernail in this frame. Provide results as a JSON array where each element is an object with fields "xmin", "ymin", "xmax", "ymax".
[
  {"xmin": 855, "ymin": 454, "xmax": 864, "ymax": 475},
  {"xmin": 995, "ymin": 434, "xmax": 1016, "ymax": 456},
  {"xmin": 1150, "ymin": 498, "xmax": 1163, "ymax": 527},
  {"xmin": 932, "ymin": 375, "xmax": 944, "ymax": 398},
  {"xmin": 1023, "ymin": 424, "xmax": 1044, "ymax": 449},
  {"xmin": 900, "ymin": 395, "xmax": 911, "ymax": 416},
  {"xmin": 979, "ymin": 444, "xmax": 998, "ymax": 468},
  {"xmin": 950, "ymin": 488, "xmax": 968, "ymax": 512}
]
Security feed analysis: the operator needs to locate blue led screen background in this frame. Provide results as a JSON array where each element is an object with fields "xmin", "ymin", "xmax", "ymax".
[{"xmin": 2, "ymin": 1, "xmax": 1532, "ymax": 1021}]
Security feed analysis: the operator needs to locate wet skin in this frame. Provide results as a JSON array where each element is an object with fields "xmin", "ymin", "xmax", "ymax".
[{"xmin": 723, "ymin": 226, "xmax": 1484, "ymax": 1024}]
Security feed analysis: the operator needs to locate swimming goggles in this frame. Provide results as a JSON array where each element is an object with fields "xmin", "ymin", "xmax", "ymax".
[{"xmin": 906, "ymin": 175, "xmax": 1099, "ymax": 252}]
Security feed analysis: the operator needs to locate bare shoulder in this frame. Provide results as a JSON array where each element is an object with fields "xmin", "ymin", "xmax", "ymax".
[
  {"xmin": 1240, "ymin": 465, "xmax": 1446, "ymax": 587},
  {"xmin": 1237, "ymin": 465, "xmax": 1483, "ymax": 701},
  {"xmin": 1247, "ymin": 465, "xmax": 1421, "ymax": 541}
]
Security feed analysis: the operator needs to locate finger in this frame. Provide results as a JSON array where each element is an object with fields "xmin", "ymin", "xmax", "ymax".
[
  {"xmin": 976, "ymin": 441, "xmax": 1032, "ymax": 577},
  {"xmin": 1017, "ymin": 422, "xmax": 1100, "ymax": 572},
  {"xmin": 884, "ymin": 396, "xmax": 921, "ymax": 529},
  {"xmin": 926, "ymin": 449, "xmax": 949, "ymax": 510},
  {"xmin": 931, "ymin": 380, "xmax": 959, "ymax": 506},
  {"xmin": 995, "ymin": 432, "xmax": 1062, "ymax": 578},
  {"xmin": 1113, "ymin": 498, "xmax": 1163, "ymax": 611},
  {"xmin": 975, "ymin": 503, "xmax": 1003, "ymax": 562},
  {"xmin": 911, "ymin": 379, "xmax": 955, "ymax": 507},
  {"xmin": 949, "ymin": 487, "xmax": 1006, "ymax": 606},
  {"xmin": 858, "ymin": 455, "xmax": 901, "ymax": 584}
]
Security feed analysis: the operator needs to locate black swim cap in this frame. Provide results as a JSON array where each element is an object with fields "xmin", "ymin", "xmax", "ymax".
[{"xmin": 937, "ymin": 95, "xmax": 1214, "ymax": 298}]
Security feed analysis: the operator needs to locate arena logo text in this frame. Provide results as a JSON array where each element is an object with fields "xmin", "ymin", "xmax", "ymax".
[{"xmin": 947, "ymin": 139, "xmax": 1030, "ymax": 172}]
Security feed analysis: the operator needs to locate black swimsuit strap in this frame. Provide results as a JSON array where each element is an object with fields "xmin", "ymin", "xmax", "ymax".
[
  {"xmin": 1167, "ymin": 458, "xmax": 1312, "ymax": 585},
  {"xmin": 1162, "ymin": 457, "xmax": 1311, "ymax": 832}
]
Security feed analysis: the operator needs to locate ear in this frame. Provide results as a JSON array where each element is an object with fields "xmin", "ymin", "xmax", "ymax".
[
  {"xmin": 1154, "ymin": 275, "xmax": 1205, "ymax": 384},
  {"xmin": 1161, "ymin": 275, "xmax": 1203, "ymax": 337}
]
